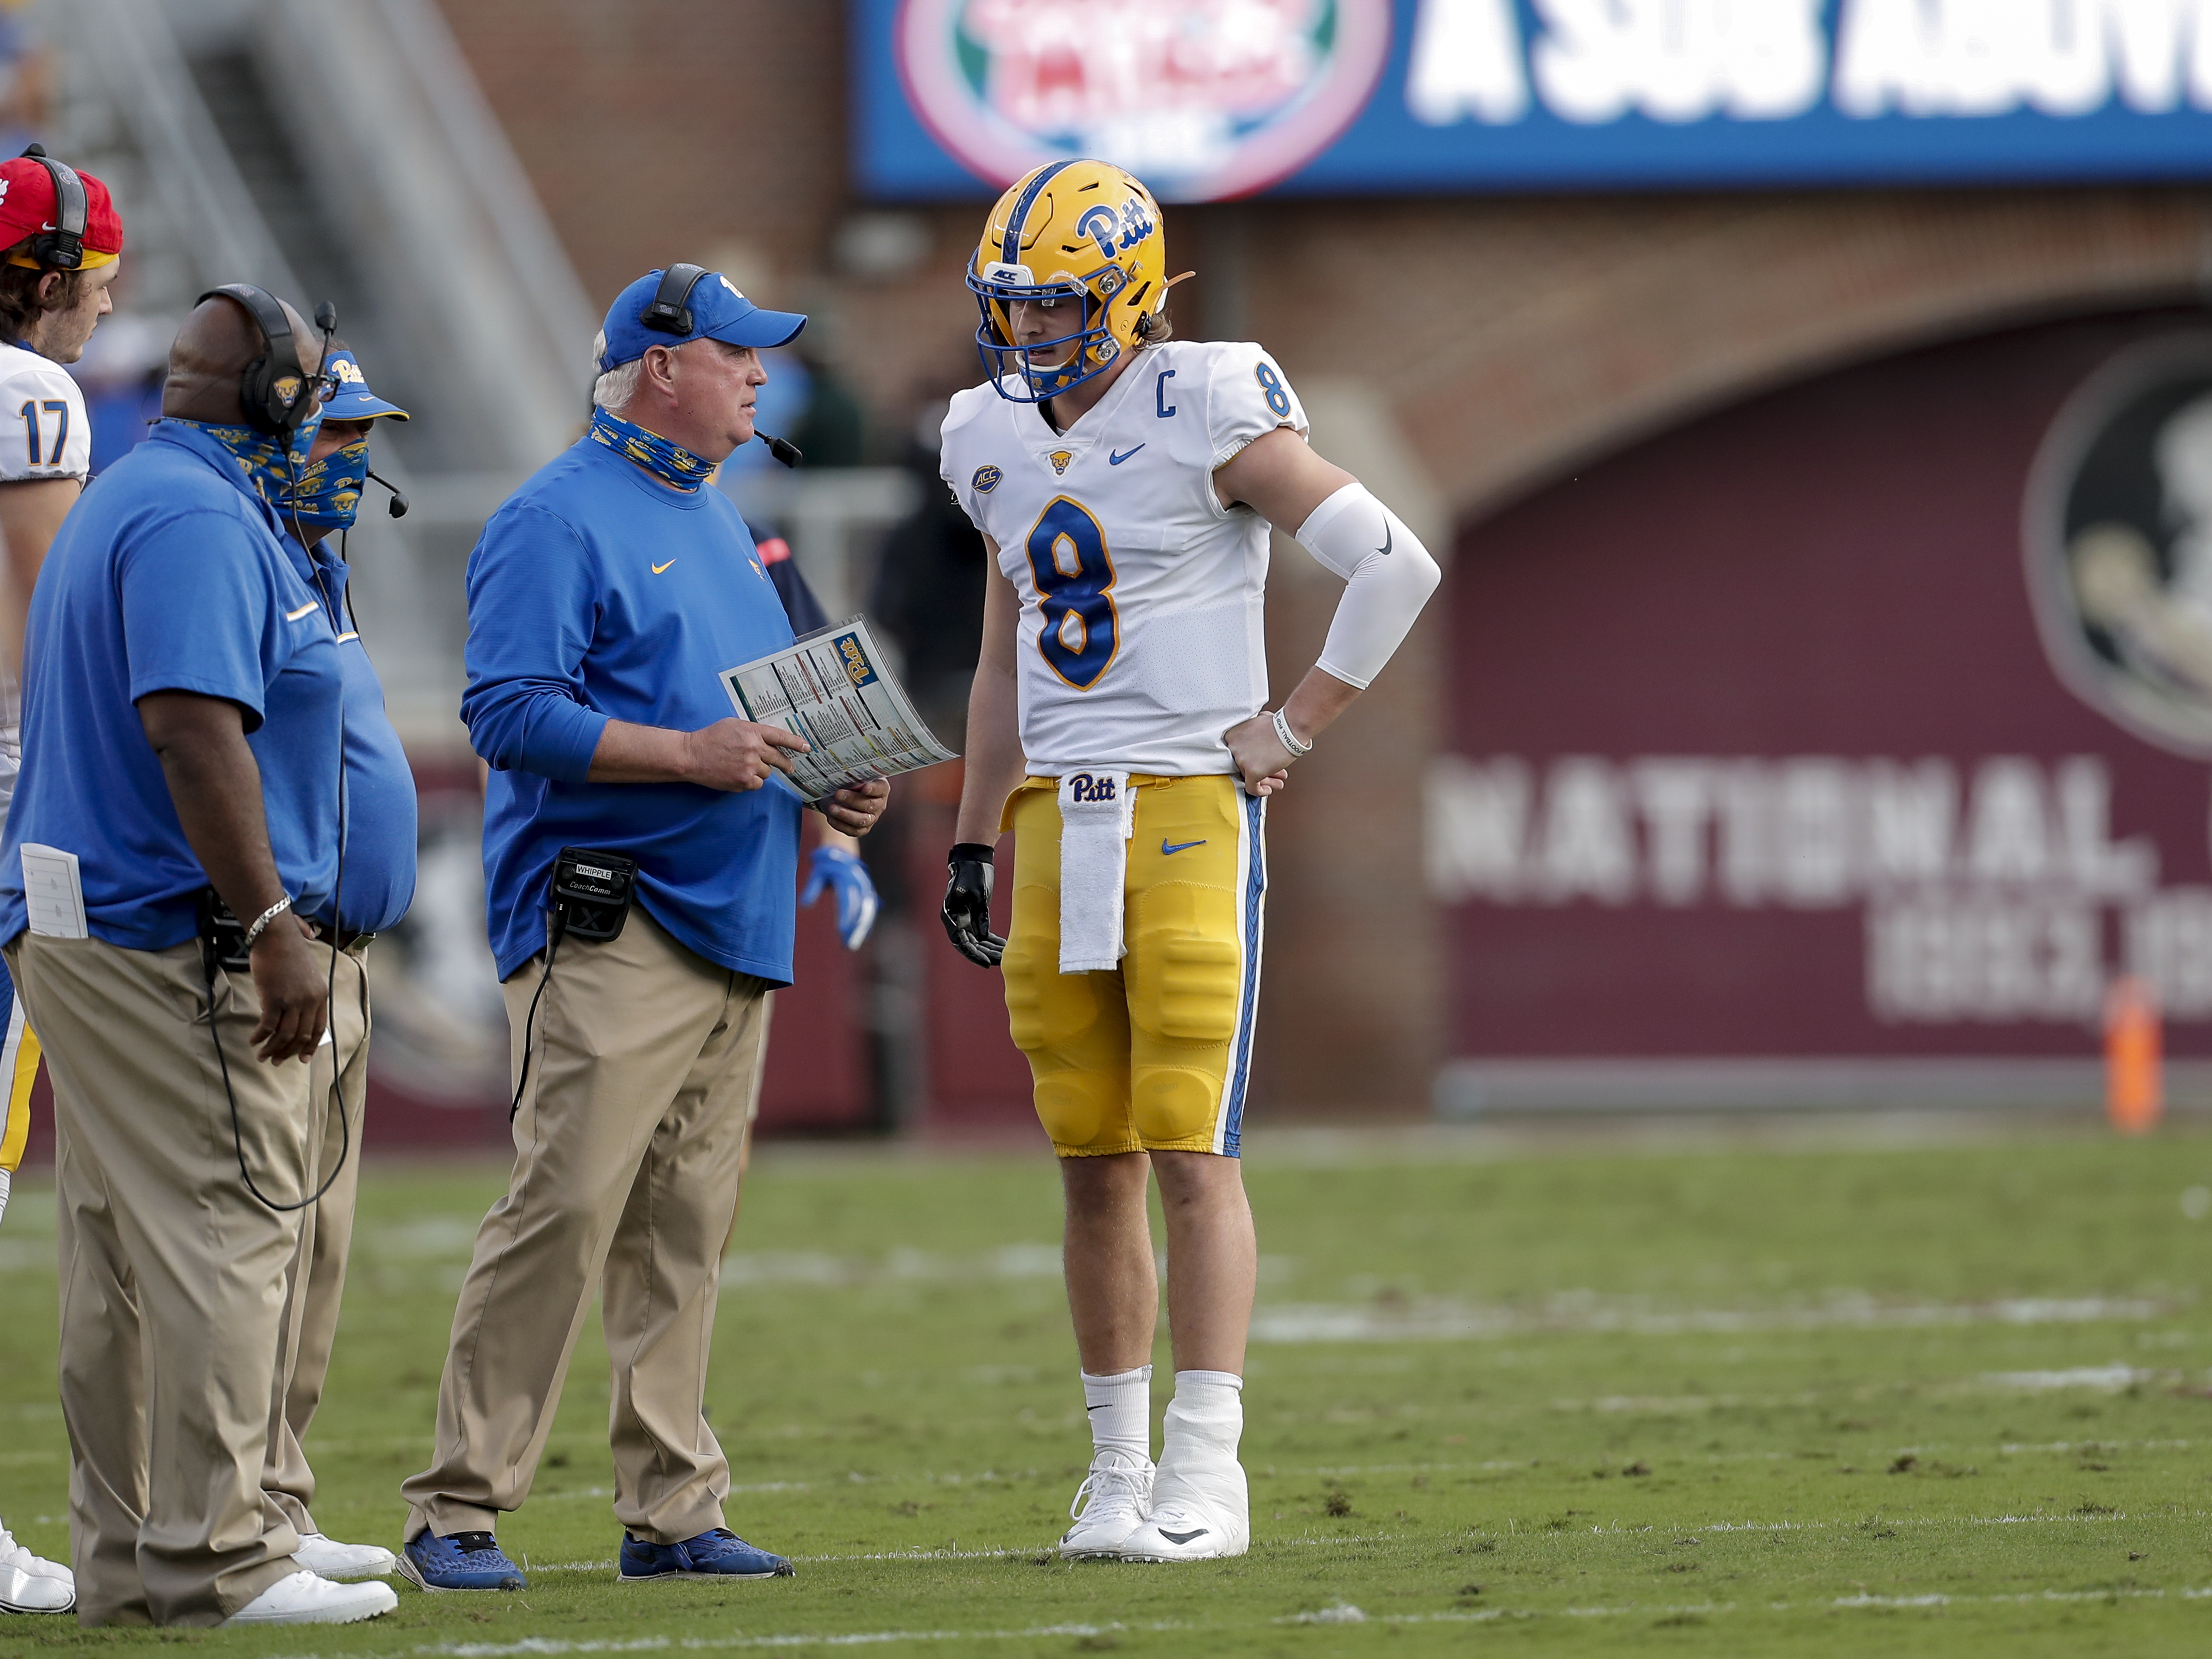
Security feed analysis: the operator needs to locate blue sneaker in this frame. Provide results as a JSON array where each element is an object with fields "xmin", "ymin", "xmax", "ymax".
[
  {"xmin": 398, "ymin": 1531, "xmax": 527, "ymax": 1592},
  {"xmin": 618, "ymin": 1529, "xmax": 794, "ymax": 1581}
]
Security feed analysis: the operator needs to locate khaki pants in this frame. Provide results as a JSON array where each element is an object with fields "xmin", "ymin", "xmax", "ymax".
[
  {"xmin": 263, "ymin": 941, "xmax": 372, "ymax": 1535},
  {"xmin": 400, "ymin": 906, "xmax": 771, "ymax": 1545},
  {"xmin": 9, "ymin": 932, "xmax": 328, "ymax": 1627}
]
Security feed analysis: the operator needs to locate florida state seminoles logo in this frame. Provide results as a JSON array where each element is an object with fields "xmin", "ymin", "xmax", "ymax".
[
  {"xmin": 2026, "ymin": 335, "xmax": 2212, "ymax": 758},
  {"xmin": 896, "ymin": 0, "xmax": 1393, "ymax": 202}
]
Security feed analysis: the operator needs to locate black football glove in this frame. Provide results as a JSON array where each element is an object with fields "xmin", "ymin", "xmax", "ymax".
[{"xmin": 942, "ymin": 842, "xmax": 1005, "ymax": 968}]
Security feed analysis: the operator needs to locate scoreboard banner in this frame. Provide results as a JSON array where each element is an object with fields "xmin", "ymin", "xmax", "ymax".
[{"xmin": 855, "ymin": 0, "xmax": 2212, "ymax": 201}]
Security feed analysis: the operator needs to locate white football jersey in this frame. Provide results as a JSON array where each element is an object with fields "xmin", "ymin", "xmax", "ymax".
[
  {"xmin": 0, "ymin": 343, "xmax": 90, "ymax": 484},
  {"xmin": 0, "ymin": 345, "xmax": 90, "ymax": 817},
  {"xmin": 940, "ymin": 340, "xmax": 1309, "ymax": 777}
]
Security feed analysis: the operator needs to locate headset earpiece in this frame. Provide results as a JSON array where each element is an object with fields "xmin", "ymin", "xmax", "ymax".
[
  {"xmin": 18, "ymin": 145, "xmax": 87, "ymax": 273},
  {"xmin": 197, "ymin": 283, "xmax": 317, "ymax": 435},
  {"xmin": 641, "ymin": 263, "xmax": 710, "ymax": 336}
]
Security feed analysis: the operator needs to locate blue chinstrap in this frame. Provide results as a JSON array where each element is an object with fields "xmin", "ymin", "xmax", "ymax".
[{"xmin": 588, "ymin": 406, "xmax": 717, "ymax": 492}]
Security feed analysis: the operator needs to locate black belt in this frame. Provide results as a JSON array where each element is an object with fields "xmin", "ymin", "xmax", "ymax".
[{"xmin": 311, "ymin": 924, "xmax": 377, "ymax": 951}]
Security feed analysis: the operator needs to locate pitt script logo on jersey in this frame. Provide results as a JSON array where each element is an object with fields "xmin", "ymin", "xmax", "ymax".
[{"xmin": 1065, "ymin": 771, "xmax": 1118, "ymax": 803}]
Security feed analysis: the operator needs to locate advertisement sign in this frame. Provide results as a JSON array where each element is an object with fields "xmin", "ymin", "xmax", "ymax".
[
  {"xmin": 856, "ymin": 0, "xmax": 2212, "ymax": 200},
  {"xmin": 1427, "ymin": 312, "xmax": 2212, "ymax": 1105}
]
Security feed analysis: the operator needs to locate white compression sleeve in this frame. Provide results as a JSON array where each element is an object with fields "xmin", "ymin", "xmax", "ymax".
[{"xmin": 1292, "ymin": 482, "xmax": 1442, "ymax": 689}]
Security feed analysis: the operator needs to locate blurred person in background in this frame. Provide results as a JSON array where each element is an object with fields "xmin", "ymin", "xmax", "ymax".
[
  {"xmin": 941, "ymin": 162, "xmax": 1440, "ymax": 1565},
  {"xmin": 260, "ymin": 343, "xmax": 417, "ymax": 1586},
  {"xmin": 0, "ymin": 1, "xmax": 51, "ymax": 160},
  {"xmin": 0, "ymin": 287, "xmax": 396, "ymax": 1626},
  {"xmin": 399, "ymin": 267, "xmax": 886, "ymax": 1592},
  {"xmin": 870, "ymin": 378, "xmax": 993, "ymax": 743},
  {"xmin": 752, "ymin": 520, "xmax": 876, "ymax": 952},
  {"xmin": 69, "ymin": 310, "xmax": 168, "ymax": 473},
  {"xmin": 0, "ymin": 143, "xmax": 124, "ymax": 1620}
]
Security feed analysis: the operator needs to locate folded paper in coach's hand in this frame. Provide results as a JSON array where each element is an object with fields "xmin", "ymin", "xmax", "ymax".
[{"xmin": 718, "ymin": 617, "xmax": 958, "ymax": 802}]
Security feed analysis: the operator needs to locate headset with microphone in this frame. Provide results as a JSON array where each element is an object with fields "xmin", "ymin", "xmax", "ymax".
[
  {"xmin": 18, "ymin": 144, "xmax": 87, "ymax": 272},
  {"xmin": 197, "ymin": 283, "xmax": 324, "ymax": 435},
  {"xmin": 190, "ymin": 284, "xmax": 359, "ymax": 1214},
  {"xmin": 638, "ymin": 262, "xmax": 802, "ymax": 468}
]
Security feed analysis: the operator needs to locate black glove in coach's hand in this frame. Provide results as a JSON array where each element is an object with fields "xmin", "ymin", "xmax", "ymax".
[{"xmin": 942, "ymin": 842, "xmax": 1006, "ymax": 968}]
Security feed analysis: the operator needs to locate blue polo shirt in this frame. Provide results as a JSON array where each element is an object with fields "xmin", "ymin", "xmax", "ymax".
[
  {"xmin": 286, "ymin": 535, "xmax": 418, "ymax": 935},
  {"xmin": 463, "ymin": 435, "xmax": 801, "ymax": 982},
  {"xmin": 0, "ymin": 421, "xmax": 344, "ymax": 951}
]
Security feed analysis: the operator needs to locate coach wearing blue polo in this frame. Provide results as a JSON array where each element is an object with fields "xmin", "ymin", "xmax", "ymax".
[
  {"xmin": 399, "ymin": 269, "xmax": 888, "ymax": 1591},
  {"xmin": 263, "ymin": 345, "xmax": 417, "ymax": 1586},
  {"xmin": 0, "ymin": 291, "xmax": 396, "ymax": 1628}
]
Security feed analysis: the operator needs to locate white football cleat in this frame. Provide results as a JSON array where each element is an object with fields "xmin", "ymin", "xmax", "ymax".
[
  {"xmin": 1117, "ymin": 1446, "xmax": 1248, "ymax": 1562},
  {"xmin": 1059, "ymin": 1448, "xmax": 1153, "ymax": 1559},
  {"xmin": 293, "ymin": 1533, "xmax": 397, "ymax": 1580},
  {"xmin": 0, "ymin": 1524, "xmax": 72, "ymax": 1614},
  {"xmin": 223, "ymin": 1570, "xmax": 397, "ymax": 1626}
]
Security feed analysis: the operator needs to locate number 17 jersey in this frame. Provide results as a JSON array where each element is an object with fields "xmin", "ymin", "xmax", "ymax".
[{"xmin": 939, "ymin": 339, "xmax": 1308, "ymax": 778}]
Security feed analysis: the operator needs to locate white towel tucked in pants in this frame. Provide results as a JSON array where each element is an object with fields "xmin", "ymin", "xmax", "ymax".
[{"xmin": 1057, "ymin": 770, "xmax": 1134, "ymax": 973}]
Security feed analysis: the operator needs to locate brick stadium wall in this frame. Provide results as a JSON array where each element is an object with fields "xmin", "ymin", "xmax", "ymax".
[{"xmin": 432, "ymin": 0, "xmax": 2212, "ymax": 1114}]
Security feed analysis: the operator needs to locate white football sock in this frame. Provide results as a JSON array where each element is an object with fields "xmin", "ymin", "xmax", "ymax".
[
  {"xmin": 1082, "ymin": 1365, "xmax": 1153, "ymax": 1464},
  {"xmin": 1163, "ymin": 1370, "xmax": 1243, "ymax": 1461}
]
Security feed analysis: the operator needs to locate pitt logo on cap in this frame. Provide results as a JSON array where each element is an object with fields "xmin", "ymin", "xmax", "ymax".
[
  {"xmin": 1065, "ymin": 772, "xmax": 1117, "ymax": 803},
  {"xmin": 973, "ymin": 464, "xmax": 1002, "ymax": 494},
  {"xmin": 1049, "ymin": 450, "xmax": 1073, "ymax": 475}
]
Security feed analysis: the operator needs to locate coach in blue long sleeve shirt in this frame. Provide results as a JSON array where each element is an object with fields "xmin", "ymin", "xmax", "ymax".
[
  {"xmin": 265, "ymin": 345, "xmax": 417, "ymax": 1587},
  {"xmin": 399, "ymin": 269, "xmax": 888, "ymax": 1592}
]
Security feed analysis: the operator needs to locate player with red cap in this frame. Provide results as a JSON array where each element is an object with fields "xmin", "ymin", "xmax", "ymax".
[{"xmin": 0, "ymin": 143, "xmax": 121, "ymax": 1621}]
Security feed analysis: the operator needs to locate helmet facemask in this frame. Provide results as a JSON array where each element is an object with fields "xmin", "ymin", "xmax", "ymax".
[{"xmin": 968, "ymin": 255, "xmax": 1126, "ymax": 405}]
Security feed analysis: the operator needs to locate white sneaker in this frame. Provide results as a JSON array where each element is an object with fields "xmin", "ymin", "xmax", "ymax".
[
  {"xmin": 1117, "ymin": 1446, "xmax": 1249, "ymax": 1562},
  {"xmin": 0, "ymin": 1524, "xmax": 72, "ymax": 1614},
  {"xmin": 293, "ymin": 1533, "xmax": 397, "ymax": 1580},
  {"xmin": 223, "ymin": 1570, "xmax": 397, "ymax": 1626},
  {"xmin": 1059, "ymin": 1448, "xmax": 1153, "ymax": 1559}
]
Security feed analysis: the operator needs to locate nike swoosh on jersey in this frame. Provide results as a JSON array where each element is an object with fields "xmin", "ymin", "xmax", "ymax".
[
  {"xmin": 1158, "ymin": 1528, "xmax": 1208, "ymax": 1545},
  {"xmin": 1161, "ymin": 838, "xmax": 1207, "ymax": 855},
  {"xmin": 1109, "ymin": 444, "xmax": 1145, "ymax": 465},
  {"xmin": 1377, "ymin": 521, "xmax": 1392, "ymax": 556},
  {"xmin": 652, "ymin": 560, "xmax": 677, "ymax": 574}
]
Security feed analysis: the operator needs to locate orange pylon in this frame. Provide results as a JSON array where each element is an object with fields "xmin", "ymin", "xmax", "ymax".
[{"xmin": 2105, "ymin": 976, "xmax": 2163, "ymax": 1135}]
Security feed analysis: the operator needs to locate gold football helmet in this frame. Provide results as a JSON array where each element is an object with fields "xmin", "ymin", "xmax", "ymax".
[{"xmin": 968, "ymin": 158, "xmax": 1170, "ymax": 403}]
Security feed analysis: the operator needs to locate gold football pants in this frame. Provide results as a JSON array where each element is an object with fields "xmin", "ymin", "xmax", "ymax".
[{"xmin": 1001, "ymin": 774, "xmax": 1265, "ymax": 1158}]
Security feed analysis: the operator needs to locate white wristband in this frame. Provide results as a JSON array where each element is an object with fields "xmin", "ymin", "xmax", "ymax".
[{"xmin": 1272, "ymin": 706, "xmax": 1312, "ymax": 757}]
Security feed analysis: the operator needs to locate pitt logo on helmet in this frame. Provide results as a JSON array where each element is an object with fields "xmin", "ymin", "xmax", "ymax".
[{"xmin": 967, "ymin": 157, "xmax": 1172, "ymax": 406}]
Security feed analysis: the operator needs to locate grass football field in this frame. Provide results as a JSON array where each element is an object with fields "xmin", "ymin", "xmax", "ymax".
[{"xmin": 2, "ymin": 1123, "xmax": 2212, "ymax": 1655}]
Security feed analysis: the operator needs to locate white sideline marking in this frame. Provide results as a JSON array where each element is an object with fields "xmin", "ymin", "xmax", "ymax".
[
  {"xmin": 266, "ymin": 1581, "xmax": 2212, "ymax": 1659},
  {"xmin": 1984, "ymin": 1364, "xmax": 2147, "ymax": 1391},
  {"xmin": 1251, "ymin": 1294, "xmax": 2168, "ymax": 1343}
]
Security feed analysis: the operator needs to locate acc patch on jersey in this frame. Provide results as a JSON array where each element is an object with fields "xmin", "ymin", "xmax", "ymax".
[
  {"xmin": 973, "ymin": 464, "xmax": 1002, "ymax": 493},
  {"xmin": 1049, "ymin": 450, "xmax": 1073, "ymax": 475}
]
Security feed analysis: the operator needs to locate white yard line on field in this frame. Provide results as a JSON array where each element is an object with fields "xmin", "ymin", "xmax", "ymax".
[
  {"xmin": 1251, "ymin": 1293, "xmax": 2171, "ymax": 1344},
  {"xmin": 265, "ymin": 1579, "xmax": 2212, "ymax": 1659}
]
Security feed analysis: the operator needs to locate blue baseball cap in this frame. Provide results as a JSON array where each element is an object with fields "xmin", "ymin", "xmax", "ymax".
[
  {"xmin": 322, "ymin": 348, "xmax": 410, "ymax": 422},
  {"xmin": 596, "ymin": 267, "xmax": 806, "ymax": 371}
]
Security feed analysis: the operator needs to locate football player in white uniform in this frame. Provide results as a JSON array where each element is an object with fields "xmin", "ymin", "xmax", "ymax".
[
  {"xmin": 939, "ymin": 159, "xmax": 1439, "ymax": 1562},
  {"xmin": 0, "ymin": 143, "xmax": 124, "ymax": 1618}
]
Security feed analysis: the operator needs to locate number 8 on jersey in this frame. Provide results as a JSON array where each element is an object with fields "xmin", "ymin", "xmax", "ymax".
[{"xmin": 1026, "ymin": 497, "xmax": 1118, "ymax": 689}]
